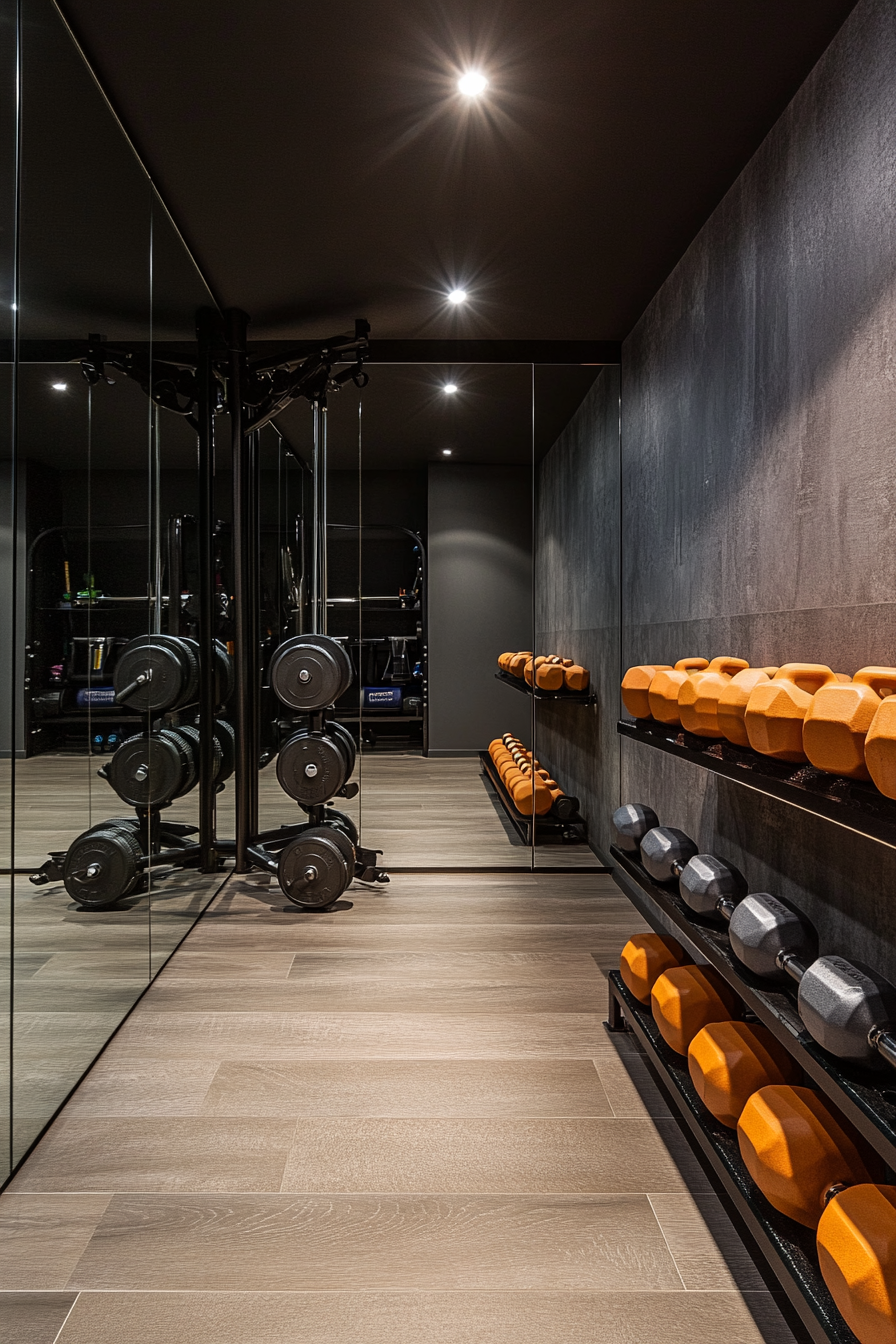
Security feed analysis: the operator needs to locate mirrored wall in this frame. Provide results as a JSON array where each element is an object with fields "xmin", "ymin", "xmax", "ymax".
[{"xmin": 2, "ymin": 0, "xmax": 227, "ymax": 1177}]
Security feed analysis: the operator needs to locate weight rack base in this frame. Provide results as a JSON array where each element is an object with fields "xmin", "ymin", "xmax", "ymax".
[
  {"xmin": 606, "ymin": 971, "xmax": 858, "ymax": 1344},
  {"xmin": 609, "ymin": 845, "xmax": 896, "ymax": 1172},
  {"xmin": 478, "ymin": 751, "xmax": 589, "ymax": 847}
]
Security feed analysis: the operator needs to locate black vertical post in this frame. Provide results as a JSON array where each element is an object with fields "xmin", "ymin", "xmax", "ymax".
[
  {"xmin": 247, "ymin": 425, "xmax": 260, "ymax": 837},
  {"xmin": 167, "ymin": 514, "xmax": 183, "ymax": 635},
  {"xmin": 197, "ymin": 307, "xmax": 217, "ymax": 871},
  {"xmin": 227, "ymin": 308, "xmax": 252, "ymax": 872}
]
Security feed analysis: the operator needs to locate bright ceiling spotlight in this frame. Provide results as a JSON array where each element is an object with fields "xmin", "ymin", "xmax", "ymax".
[
  {"xmin": 51, "ymin": 382, "xmax": 68, "ymax": 391},
  {"xmin": 458, "ymin": 71, "xmax": 488, "ymax": 98},
  {"xmin": 442, "ymin": 448, "xmax": 453, "ymax": 455},
  {"xmin": 447, "ymin": 288, "xmax": 467, "ymax": 305},
  {"xmin": 443, "ymin": 383, "xmax": 458, "ymax": 395}
]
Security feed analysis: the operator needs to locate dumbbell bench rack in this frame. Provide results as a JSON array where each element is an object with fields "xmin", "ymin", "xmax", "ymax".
[
  {"xmin": 478, "ymin": 750, "xmax": 588, "ymax": 845},
  {"xmin": 495, "ymin": 670, "xmax": 595, "ymax": 704},
  {"xmin": 607, "ymin": 971, "xmax": 859, "ymax": 1344},
  {"xmin": 618, "ymin": 717, "xmax": 896, "ymax": 850},
  {"xmin": 609, "ymin": 845, "xmax": 896, "ymax": 1173}
]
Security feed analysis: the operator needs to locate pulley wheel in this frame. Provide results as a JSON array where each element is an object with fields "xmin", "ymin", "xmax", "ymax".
[
  {"xmin": 278, "ymin": 826, "xmax": 351, "ymax": 908},
  {"xmin": 106, "ymin": 732, "xmax": 192, "ymax": 807},
  {"xmin": 214, "ymin": 718, "xmax": 236, "ymax": 782},
  {"xmin": 328, "ymin": 720, "xmax": 357, "ymax": 778},
  {"xmin": 270, "ymin": 635, "xmax": 354, "ymax": 711},
  {"xmin": 276, "ymin": 730, "xmax": 348, "ymax": 806},
  {"xmin": 322, "ymin": 806, "xmax": 359, "ymax": 848},
  {"xmin": 63, "ymin": 826, "xmax": 142, "ymax": 909}
]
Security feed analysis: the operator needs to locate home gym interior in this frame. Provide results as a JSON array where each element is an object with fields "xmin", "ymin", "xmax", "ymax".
[{"xmin": 2, "ymin": 2, "xmax": 896, "ymax": 1344}]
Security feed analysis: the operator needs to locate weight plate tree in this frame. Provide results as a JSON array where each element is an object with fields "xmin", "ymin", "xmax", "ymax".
[
  {"xmin": 278, "ymin": 825, "xmax": 355, "ymax": 908},
  {"xmin": 270, "ymin": 633, "xmax": 354, "ymax": 711},
  {"xmin": 276, "ymin": 728, "xmax": 353, "ymax": 807},
  {"xmin": 63, "ymin": 826, "xmax": 143, "ymax": 909}
]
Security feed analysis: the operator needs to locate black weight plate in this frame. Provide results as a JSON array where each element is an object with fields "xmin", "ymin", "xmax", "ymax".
[
  {"xmin": 214, "ymin": 718, "xmax": 236, "ymax": 782},
  {"xmin": 270, "ymin": 635, "xmax": 353, "ymax": 711},
  {"xmin": 83, "ymin": 817, "xmax": 141, "ymax": 839},
  {"xmin": 328, "ymin": 719, "xmax": 357, "ymax": 777},
  {"xmin": 214, "ymin": 640, "xmax": 234, "ymax": 705},
  {"xmin": 278, "ymin": 827, "xmax": 350, "ymax": 908},
  {"xmin": 113, "ymin": 639, "xmax": 187, "ymax": 714},
  {"xmin": 106, "ymin": 732, "xmax": 188, "ymax": 807},
  {"xmin": 322, "ymin": 806, "xmax": 359, "ymax": 848},
  {"xmin": 276, "ymin": 730, "xmax": 348, "ymax": 805},
  {"xmin": 163, "ymin": 636, "xmax": 200, "ymax": 707},
  {"xmin": 319, "ymin": 819, "xmax": 355, "ymax": 869},
  {"xmin": 63, "ymin": 826, "xmax": 142, "ymax": 908},
  {"xmin": 159, "ymin": 728, "xmax": 199, "ymax": 798},
  {"xmin": 170, "ymin": 724, "xmax": 221, "ymax": 793}
]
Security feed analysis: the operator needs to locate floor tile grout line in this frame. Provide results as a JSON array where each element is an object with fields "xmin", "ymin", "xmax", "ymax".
[
  {"xmin": 646, "ymin": 1193, "xmax": 688, "ymax": 1293},
  {"xmin": 5, "ymin": 1190, "xmax": 699, "ymax": 1199},
  {"xmin": 50, "ymin": 1290, "xmax": 81, "ymax": 1343}
]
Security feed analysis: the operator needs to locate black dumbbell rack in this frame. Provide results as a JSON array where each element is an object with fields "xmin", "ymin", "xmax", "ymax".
[
  {"xmin": 606, "ymin": 972, "xmax": 860, "ymax": 1344},
  {"xmin": 495, "ymin": 669, "xmax": 595, "ymax": 704},
  {"xmin": 478, "ymin": 750, "xmax": 589, "ymax": 846},
  {"xmin": 618, "ymin": 717, "xmax": 896, "ymax": 849},
  {"xmin": 609, "ymin": 844, "xmax": 896, "ymax": 1171}
]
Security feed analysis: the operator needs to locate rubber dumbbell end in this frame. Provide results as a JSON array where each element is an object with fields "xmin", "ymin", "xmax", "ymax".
[
  {"xmin": 678, "ymin": 854, "xmax": 747, "ymax": 920},
  {"xmin": 798, "ymin": 956, "xmax": 896, "ymax": 1070},
  {"xmin": 611, "ymin": 803, "xmax": 659, "ymax": 854},
  {"xmin": 727, "ymin": 892, "xmax": 817, "ymax": 981},
  {"xmin": 640, "ymin": 826, "xmax": 698, "ymax": 884},
  {"xmin": 817, "ymin": 1183, "xmax": 896, "ymax": 1344}
]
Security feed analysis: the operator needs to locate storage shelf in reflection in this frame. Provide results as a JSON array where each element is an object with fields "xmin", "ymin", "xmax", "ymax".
[{"xmin": 495, "ymin": 670, "xmax": 594, "ymax": 703}]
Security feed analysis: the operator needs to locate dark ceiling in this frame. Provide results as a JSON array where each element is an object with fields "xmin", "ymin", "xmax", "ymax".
[{"xmin": 60, "ymin": 0, "xmax": 857, "ymax": 344}]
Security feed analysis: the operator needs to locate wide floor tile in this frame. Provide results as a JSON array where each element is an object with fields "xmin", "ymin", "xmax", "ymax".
[
  {"xmin": 8, "ymin": 1118, "xmax": 298, "ymax": 1193},
  {"xmin": 0, "ymin": 1292, "xmax": 78, "ymax": 1344},
  {"xmin": 284, "ymin": 950, "xmax": 605, "ymax": 981},
  {"xmin": 67, "ymin": 1192, "xmax": 681, "ymax": 1291},
  {"xmin": 55, "ymin": 1289, "xmax": 799, "ymax": 1344},
  {"xmin": 0, "ymin": 1194, "xmax": 111, "ymax": 1290},
  {"xmin": 178, "ymin": 924, "xmax": 643, "ymax": 953},
  {"xmin": 64, "ymin": 1059, "xmax": 221, "ymax": 1117},
  {"xmin": 200, "ymin": 1059, "xmax": 613, "ymax": 1118}
]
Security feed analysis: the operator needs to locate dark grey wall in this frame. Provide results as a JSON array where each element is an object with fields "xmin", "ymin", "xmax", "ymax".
[
  {"xmin": 428, "ymin": 464, "xmax": 532, "ymax": 754},
  {"xmin": 536, "ymin": 367, "xmax": 620, "ymax": 856},
  {"xmin": 537, "ymin": 0, "xmax": 896, "ymax": 977}
]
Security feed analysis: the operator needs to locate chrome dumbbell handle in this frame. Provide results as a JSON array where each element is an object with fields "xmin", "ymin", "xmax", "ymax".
[
  {"xmin": 777, "ymin": 951, "xmax": 807, "ymax": 984},
  {"xmin": 869, "ymin": 1025, "xmax": 896, "ymax": 1069}
]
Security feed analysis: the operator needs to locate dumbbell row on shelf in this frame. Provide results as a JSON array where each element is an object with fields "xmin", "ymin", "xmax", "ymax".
[
  {"xmin": 613, "ymin": 803, "xmax": 896, "ymax": 1074},
  {"xmin": 488, "ymin": 734, "xmax": 580, "ymax": 820},
  {"xmin": 621, "ymin": 656, "xmax": 896, "ymax": 797},
  {"xmin": 618, "ymin": 930, "xmax": 896, "ymax": 1344},
  {"xmin": 498, "ymin": 650, "xmax": 590, "ymax": 692}
]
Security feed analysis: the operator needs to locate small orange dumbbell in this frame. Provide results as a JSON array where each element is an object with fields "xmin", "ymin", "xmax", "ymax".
[
  {"xmin": 678, "ymin": 657, "xmax": 750, "ymax": 737},
  {"xmin": 716, "ymin": 667, "xmax": 780, "ymax": 747},
  {"xmin": 737, "ymin": 1085, "xmax": 877, "ymax": 1228},
  {"xmin": 687, "ymin": 1020, "xmax": 801, "ymax": 1128},
  {"xmin": 621, "ymin": 664, "xmax": 673, "ymax": 719},
  {"xmin": 803, "ymin": 667, "xmax": 896, "ymax": 780},
  {"xmin": 619, "ymin": 933, "xmax": 687, "ymax": 1005},
  {"xmin": 817, "ymin": 1182, "xmax": 896, "ymax": 1344},
  {"xmin": 650, "ymin": 964, "xmax": 741, "ymax": 1055},
  {"xmin": 745, "ymin": 664, "xmax": 839, "ymax": 763}
]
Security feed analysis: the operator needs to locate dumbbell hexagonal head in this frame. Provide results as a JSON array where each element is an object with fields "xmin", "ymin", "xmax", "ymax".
[
  {"xmin": 640, "ymin": 826, "xmax": 698, "ymax": 884},
  {"xmin": 798, "ymin": 957, "xmax": 896, "ymax": 1068},
  {"xmin": 817, "ymin": 1184, "xmax": 896, "ymax": 1344},
  {"xmin": 611, "ymin": 803, "xmax": 659, "ymax": 854},
  {"xmin": 728, "ymin": 892, "xmax": 817, "ymax": 981},
  {"xmin": 678, "ymin": 854, "xmax": 747, "ymax": 918}
]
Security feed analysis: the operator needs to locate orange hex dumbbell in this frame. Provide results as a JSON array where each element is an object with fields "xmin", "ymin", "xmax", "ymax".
[
  {"xmin": 650, "ymin": 963, "xmax": 742, "ymax": 1055},
  {"xmin": 745, "ymin": 663, "xmax": 840, "ymax": 763},
  {"xmin": 687, "ymin": 1020, "xmax": 801, "ymax": 1128},
  {"xmin": 648, "ymin": 658, "xmax": 709, "ymax": 725},
  {"xmin": 817, "ymin": 1182, "xmax": 896, "ymax": 1344},
  {"xmin": 737, "ymin": 1084, "xmax": 879, "ymax": 1228},
  {"xmin": 619, "ymin": 933, "xmax": 689, "ymax": 1005},
  {"xmin": 621, "ymin": 664, "xmax": 674, "ymax": 719},
  {"xmin": 803, "ymin": 667, "xmax": 896, "ymax": 780},
  {"xmin": 716, "ymin": 667, "xmax": 780, "ymax": 746},
  {"xmin": 677, "ymin": 657, "xmax": 749, "ymax": 737}
]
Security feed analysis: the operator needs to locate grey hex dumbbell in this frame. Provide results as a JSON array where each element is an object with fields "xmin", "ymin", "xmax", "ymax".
[
  {"xmin": 611, "ymin": 803, "xmax": 659, "ymax": 854},
  {"xmin": 611, "ymin": 805, "xmax": 747, "ymax": 919},
  {"xmin": 728, "ymin": 892, "xmax": 818, "ymax": 981}
]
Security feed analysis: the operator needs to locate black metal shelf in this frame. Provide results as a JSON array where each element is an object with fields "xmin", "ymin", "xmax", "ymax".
[
  {"xmin": 618, "ymin": 717, "xmax": 896, "ymax": 850},
  {"xmin": 495, "ymin": 669, "xmax": 594, "ymax": 704},
  {"xmin": 609, "ymin": 844, "xmax": 896, "ymax": 1172},
  {"xmin": 607, "ymin": 971, "xmax": 858, "ymax": 1344},
  {"xmin": 478, "ymin": 750, "xmax": 590, "ymax": 847}
]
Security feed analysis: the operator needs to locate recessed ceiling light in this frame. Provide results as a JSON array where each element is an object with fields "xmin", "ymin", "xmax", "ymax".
[
  {"xmin": 443, "ymin": 383, "xmax": 458, "ymax": 395},
  {"xmin": 447, "ymin": 288, "xmax": 467, "ymax": 305},
  {"xmin": 458, "ymin": 71, "xmax": 488, "ymax": 98},
  {"xmin": 442, "ymin": 448, "xmax": 453, "ymax": 456},
  {"xmin": 51, "ymin": 382, "xmax": 67, "ymax": 391}
]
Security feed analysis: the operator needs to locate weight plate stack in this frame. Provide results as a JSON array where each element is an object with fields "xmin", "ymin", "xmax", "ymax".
[
  {"xmin": 276, "ymin": 729, "xmax": 350, "ymax": 806},
  {"xmin": 112, "ymin": 635, "xmax": 198, "ymax": 714},
  {"xmin": 106, "ymin": 731, "xmax": 194, "ymax": 807},
  {"xmin": 278, "ymin": 825, "xmax": 353, "ymax": 908},
  {"xmin": 214, "ymin": 718, "xmax": 236, "ymax": 783},
  {"xmin": 63, "ymin": 825, "xmax": 143, "ymax": 909},
  {"xmin": 322, "ymin": 806, "xmax": 360, "ymax": 848},
  {"xmin": 171, "ymin": 724, "xmax": 221, "ymax": 791},
  {"xmin": 270, "ymin": 634, "xmax": 354, "ymax": 711},
  {"xmin": 214, "ymin": 640, "xmax": 235, "ymax": 706},
  {"xmin": 327, "ymin": 719, "xmax": 357, "ymax": 778}
]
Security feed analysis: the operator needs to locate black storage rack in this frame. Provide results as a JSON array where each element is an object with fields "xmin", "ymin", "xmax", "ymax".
[
  {"xmin": 478, "ymin": 750, "xmax": 589, "ymax": 847},
  {"xmin": 618, "ymin": 717, "xmax": 896, "ymax": 850},
  {"xmin": 496, "ymin": 669, "xmax": 595, "ymax": 704},
  {"xmin": 606, "ymin": 971, "xmax": 860, "ymax": 1344}
]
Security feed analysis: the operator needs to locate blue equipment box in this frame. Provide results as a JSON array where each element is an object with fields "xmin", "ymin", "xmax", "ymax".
[
  {"xmin": 363, "ymin": 686, "xmax": 402, "ymax": 711},
  {"xmin": 76, "ymin": 686, "xmax": 117, "ymax": 706}
]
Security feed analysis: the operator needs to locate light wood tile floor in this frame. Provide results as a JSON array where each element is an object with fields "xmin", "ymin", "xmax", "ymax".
[{"xmin": 0, "ymin": 871, "xmax": 800, "ymax": 1342}]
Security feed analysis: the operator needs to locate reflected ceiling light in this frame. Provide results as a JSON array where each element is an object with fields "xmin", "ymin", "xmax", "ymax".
[
  {"xmin": 443, "ymin": 382, "xmax": 458, "ymax": 394},
  {"xmin": 458, "ymin": 71, "xmax": 488, "ymax": 98},
  {"xmin": 442, "ymin": 448, "xmax": 453, "ymax": 455},
  {"xmin": 447, "ymin": 288, "xmax": 467, "ymax": 305},
  {"xmin": 51, "ymin": 382, "xmax": 68, "ymax": 391}
]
